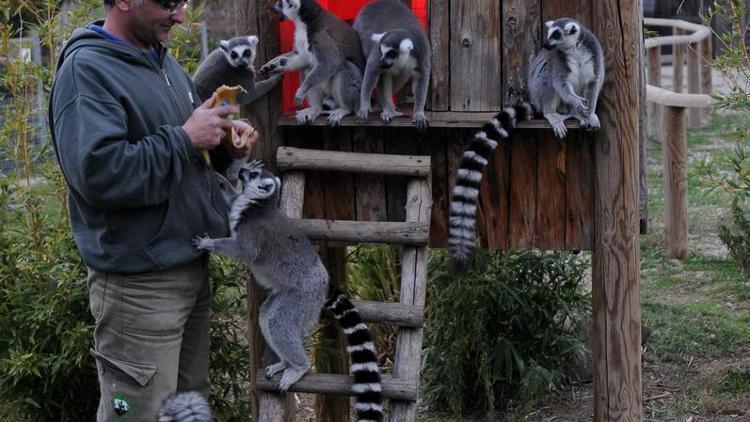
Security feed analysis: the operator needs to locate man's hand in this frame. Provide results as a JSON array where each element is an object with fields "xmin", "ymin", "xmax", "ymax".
[
  {"xmin": 227, "ymin": 119, "xmax": 259, "ymax": 158},
  {"xmin": 182, "ymin": 93, "xmax": 238, "ymax": 150}
]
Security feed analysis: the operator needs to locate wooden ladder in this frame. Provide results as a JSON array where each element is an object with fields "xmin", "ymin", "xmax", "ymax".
[{"xmin": 252, "ymin": 146, "xmax": 432, "ymax": 422}]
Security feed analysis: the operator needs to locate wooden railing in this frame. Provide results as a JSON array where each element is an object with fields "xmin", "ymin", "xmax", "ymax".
[{"xmin": 645, "ymin": 18, "xmax": 715, "ymax": 259}]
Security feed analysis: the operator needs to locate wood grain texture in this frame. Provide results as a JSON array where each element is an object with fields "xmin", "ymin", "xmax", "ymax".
[
  {"xmin": 501, "ymin": 0, "xmax": 540, "ymax": 102},
  {"xmin": 509, "ymin": 135, "xmax": 537, "ymax": 249},
  {"xmin": 257, "ymin": 372, "xmax": 418, "ymax": 401},
  {"xmin": 687, "ymin": 42, "xmax": 702, "ymax": 127},
  {"xmin": 662, "ymin": 106, "xmax": 689, "ymax": 259},
  {"xmin": 352, "ymin": 300, "xmax": 425, "ymax": 328},
  {"xmin": 352, "ymin": 128, "xmax": 388, "ymax": 221},
  {"xmin": 673, "ymin": 28, "xmax": 685, "ymax": 93},
  {"xmin": 647, "ymin": 47, "xmax": 662, "ymax": 140},
  {"xmin": 565, "ymin": 134, "xmax": 595, "ymax": 250},
  {"xmin": 534, "ymin": 134, "xmax": 567, "ymax": 249},
  {"xmin": 293, "ymin": 219, "xmax": 430, "ymax": 245},
  {"xmin": 390, "ymin": 179, "xmax": 431, "ymax": 421},
  {"xmin": 277, "ymin": 146, "xmax": 432, "ymax": 176},
  {"xmin": 428, "ymin": 0, "xmax": 450, "ymax": 110},
  {"xmin": 450, "ymin": 0, "xmax": 501, "ymax": 110},
  {"xmin": 591, "ymin": 1, "xmax": 643, "ymax": 420},
  {"xmin": 478, "ymin": 137, "xmax": 510, "ymax": 249},
  {"xmin": 639, "ymin": 17, "xmax": 649, "ymax": 235}
]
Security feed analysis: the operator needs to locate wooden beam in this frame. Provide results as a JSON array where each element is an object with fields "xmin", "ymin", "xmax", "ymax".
[
  {"xmin": 277, "ymin": 113, "xmax": 582, "ymax": 129},
  {"xmin": 687, "ymin": 42, "xmax": 702, "ymax": 127},
  {"xmin": 352, "ymin": 300, "xmax": 425, "ymax": 328},
  {"xmin": 592, "ymin": 1, "xmax": 642, "ymax": 420},
  {"xmin": 647, "ymin": 47, "xmax": 662, "ymax": 140},
  {"xmin": 646, "ymin": 85, "xmax": 714, "ymax": 108},
  {"xmin": 293, "ymin": 219, "xmax": 430, "ymax": 245},
  {"xmin": 673, "ymin": 27, "xmax": 685, "ymax": 93},
  {"xmin": 257, "ymin": 372, "xmax": 418, "ymax": 401},
  {"xmin": 277, "ymin": 146, "xmax": 431, "ymax": 177}
]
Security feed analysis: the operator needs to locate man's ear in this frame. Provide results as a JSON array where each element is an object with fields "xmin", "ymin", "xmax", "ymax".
[{"xmin": 114, "ymin": 0, "xmax": 133, "ymax": 11}]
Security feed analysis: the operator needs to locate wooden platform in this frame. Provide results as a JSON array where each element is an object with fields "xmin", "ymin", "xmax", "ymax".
[{"xmin": 278, "ymin": 112, "xmax": 582, "ymax": 129}]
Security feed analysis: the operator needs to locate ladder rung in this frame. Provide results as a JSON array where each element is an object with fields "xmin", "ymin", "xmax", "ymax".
[
  {"xmin": 256, "ymin": 372, "xmax": 418, "ymax": 401},
  {"xmin": 353, "ymin": 300, "xmax": 424, "ymax": 328},
  {"xmin": 294, "ymin": 219, "xmax": 429, "ymax": 246},
  {"xmin": 277, "ymin": 146, "xmax": 431, "ymax": 177}
]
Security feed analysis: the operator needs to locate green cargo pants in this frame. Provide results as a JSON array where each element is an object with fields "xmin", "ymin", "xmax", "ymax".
[{"xmin": 87, "ymin": 256, "xmax": 211, "ymax": 421}]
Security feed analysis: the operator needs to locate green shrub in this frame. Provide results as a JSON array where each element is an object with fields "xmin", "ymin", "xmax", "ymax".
[
  {"xmin": 718, "ymin": 199, "xmax": 750, "ymax": 277},
  {"xmin": 422, "ymin": 249, "xmax": 590, "ymax": 416}
]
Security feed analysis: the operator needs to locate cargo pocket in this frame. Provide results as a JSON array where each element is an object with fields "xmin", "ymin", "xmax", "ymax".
[{"xmin": 90, "ymin": 348, "xmax": 156, "ymax": 387}]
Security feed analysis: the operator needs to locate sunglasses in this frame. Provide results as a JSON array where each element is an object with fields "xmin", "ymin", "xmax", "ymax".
[{"xmin": 152, "ymin": 0, "xmax": 189, "ymax": 13}]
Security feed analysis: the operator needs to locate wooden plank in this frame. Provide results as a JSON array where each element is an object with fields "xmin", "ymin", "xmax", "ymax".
[
  {"xmin": 450, "ymin": 0, "xmax": 501, "ymax": 111},
  {"xmin": 591, "ymin": 1, "xmax": 643, "ymax": 419},
  {"xmin": 390, "ymin": 179, "xmax": 431, "ymax": 421},
  {"xmin": 428, "ymin": 130, "xmax": 449, "ymax": 245},
  {"xmin": 277, "ymin": 112, "xmax": 582, "ymax": 129},
  {"xmin": 534, "ymin": 133, "xmax": 567, "ymax": 249},
  {"xmin": 236, "ymin": 1, "xmax": 292, "ymax": 420},
  {"xmin": 508, "ymin": 134, "xmax": 538, "ymax": 249},
  {"xmin": 502, "ymin": 0, "xmax": 541, "ymax": 102},
  {"xmin": 647, "ymin": 47, "xmax": 662, "ymax": 140},
  {"xmin": 277, "ymin": 146, "xmax": 431, "ymax": 177},
  {"xmin": 352, "ymin": 127, "xmax": 388, "ymax": 221},
  {"xmin": 565, "ymin": 133, "xmax": 595, "ymax": 250},
  {"xmin": 542, "ymin": 0, "xmax": 592, "ymax": 27},
  {"xmin": 478, "ymin": 135, "xmax": 510, "ymax": 249},
  {"xmin": 662, "ymin": 106, "xmax": 689, "ymax": 259},
  {"xmin": 293, "ymin": 219, "xmax": 429, "ymax": 245},
  {"xmin": 384, "ymin": 131, "xmax": 419, "ymax": 223},
  {"xmin": 352, "ymin": 300, "xmax": 425, "ymax": 328},
  {"xmin": 640, "ymin": 17, "xmax": 649, "ymax": 235},
  {"xmin": 257, "ymin": 373, "xmax": 418, "ymax": 401},
  {"xmin": 428, "ymin": 0, "xmax": 450, "ymax": 111}
]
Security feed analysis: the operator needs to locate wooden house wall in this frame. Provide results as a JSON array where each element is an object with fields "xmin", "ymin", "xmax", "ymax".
[{"xmin": 280, "ymin": 0, "xmax": 597, "ymax": 251}]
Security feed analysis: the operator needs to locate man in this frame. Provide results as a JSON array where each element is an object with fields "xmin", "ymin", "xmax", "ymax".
[{"xmin": 48, "ymin": 0, "xmax": 258, "ymax": 419}]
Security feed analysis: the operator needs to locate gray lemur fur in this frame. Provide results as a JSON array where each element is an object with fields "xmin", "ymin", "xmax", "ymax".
[
  {"xmin": 192, "ymin": 35, "xmax": 281, "ymax": 104},
  {"xmin": 193, "ymin": 162, "xmax": 384, "ymax": 421},
  {"xmin": 157, "ymin": 391, "xmax": 212, "ymax": 422},
  {"xmin": 529, "ymin": 18, "xmax": 605, "ymax": 138},
  {"xmin": 353, "ymin": 0, "xmax": 431, "ymax": 130},
  {"xmin": 258, "ymin": 0, "xmax": 365, "ymax": 126}
]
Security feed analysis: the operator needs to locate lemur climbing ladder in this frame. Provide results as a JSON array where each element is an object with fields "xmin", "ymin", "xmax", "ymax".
[{"xmin": 252, "ymin": 146, "xmax": 432, "ymax": 422}]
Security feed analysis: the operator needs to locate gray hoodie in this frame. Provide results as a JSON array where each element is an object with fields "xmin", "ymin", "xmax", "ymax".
[{"xmin": 49, "ymin": 22, "xmax": 229, "ymax": 274}]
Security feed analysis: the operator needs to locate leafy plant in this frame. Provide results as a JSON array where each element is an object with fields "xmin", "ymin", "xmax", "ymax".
[{"xmin": 422, "ymin": 249, "xmax": 590, "ymax": 416}]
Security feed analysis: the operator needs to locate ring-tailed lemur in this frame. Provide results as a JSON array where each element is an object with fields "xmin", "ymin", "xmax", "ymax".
[
  {"xmin": 353, "ymin": 0, "xmax": 431, "ymax": 130},
  {"xmin": 448, "ymin": 17, "xmax": 604, "ymax": 271},
  {"xmin": 258, "ymin": 0, "xmax": 365, "ymax": 126},
  {"xmin": 192, "ymin": 161, "xmax": 383, "ymax": 422},
  {"xmin": 192, "ymin": 35, "xmax": 281, "ymax": 105},
  {"xmin": 157, "ymin": 391, "xmax": 212, "ymax": 422}
]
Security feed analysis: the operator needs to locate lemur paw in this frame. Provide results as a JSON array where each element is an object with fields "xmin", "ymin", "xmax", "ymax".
[
  {"xmin": 356, "ymin": 106, "xmax": 371, "ymax": 122},
  {"xmin": 296, "ymin": 107, "xmax": 321, "ymax": 124},
  {"xmin": 293, "ymin": 90, "xmax": 305, "ymax": 109},
  {"xmin": 380, "ymin": 108, "xmax": 404, "ymax": 123},
  {"xmin": 278, "ymin": 367, "xmax": 308, "ymax": 392},
  {"xmin": 545, "ymin": 115, "xmax": 568, "ymax": 139},
  {"xmin": 413, "ymin": 111, "xmax": 429, "ymax": 131},
  {"xmin": 191, "ymin": 234, "xmax": 214, "ymax": 251},
  {"xmin": 575, "ymin": 97, "xmax": 590, "ymax": 115},
  {"xmin": 265, "ymin": 362, "xmax": 287, "ymax": 380},
  {"xmin": 585, "ymin": 113, "xmax": 600, "ymax": 131},
  {"xmin": 327, "ymin": 108, "xmax": 351, "ymax": 126},
  {"xmin": 259, "ymin": 57, "xmax": 287, "ymax": 75}
]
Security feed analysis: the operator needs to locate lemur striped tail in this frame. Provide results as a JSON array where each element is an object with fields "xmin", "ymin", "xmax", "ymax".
[
  {"xmin": 325, "ymin": 286, "xmax": 383, "ymax": 422},
  {"xmin": 157, "ymin": 391, "xmax": 212, "ymax": 422},
  {"xmin": 448, "ymin": 102, "xmax": 533, "ymax": 272}
]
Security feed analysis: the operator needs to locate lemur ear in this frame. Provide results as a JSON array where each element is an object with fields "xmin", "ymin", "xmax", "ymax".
[
  {"xmin": 371, "ymin": 32, "xmax": 385, "ymax": 43},
  {"xmin": 247, "ymin": 35, "xmax": 259, "ymax": 47},
  {"xmin": 220, "ymin": 40, "xmax": 230, "ymax": 51},
  {"xmin": 399, "ymin": 38, "xmax": 414, "ymax": 54},
  {"xmin": 545, "ymin": 20, "xmax": 554, "ymax": 28}
]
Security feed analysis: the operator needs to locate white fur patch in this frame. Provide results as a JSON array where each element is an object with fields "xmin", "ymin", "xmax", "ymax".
[
  {"xmin": 462, "ymin": 151, "xmax": 488, "ymax": 167},
  {"xmin": 450, "ymin": 201, "xmax": 477, "ymax": 217},
  {"xmin": 346, "ymin": 342, "xmax": 376, "ymax": 353},
  {"xmin": 399, "ymin": 38, "xmax": 414, "ymax": 53},
  {"xmin": 352, "ymin": 383, "xmax": 382, "ymax": 393},
  {"xmin": 350, "ymin": 362, "xmax": 379, "ymax": 373},
  {"xmin": 342, "ymin": 323, "xmax": 369, "ymax": 335},
  {"xmin": 371, "ymin": 32, "xmax": 385, "ymax": 43},
  {"xmin": 545, "ymin": 20, "xmax": 554, "ymax": 28},
  {"xmin": 452, "ymin": 186, "xmax": 479, "ymax": 201},
  {"xmin": 457, "ymin": 168, "xmax": 482, "ymax": 184},
  {"xmin": 247, "ymin": 35, "xmax": 258, "ymax": 47},
  {"xmin": 474, "ymin": 132, "xmax": 498, "ymax": 149},
  {"xmin": 354, "ymin": 402, "xmax": 384, "ymax": 413}
]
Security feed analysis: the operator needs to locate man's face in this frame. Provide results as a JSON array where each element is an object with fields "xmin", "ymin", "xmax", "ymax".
[{"xmin": 128, "ymin": 0, "xmax": 186, "ymax": 48}]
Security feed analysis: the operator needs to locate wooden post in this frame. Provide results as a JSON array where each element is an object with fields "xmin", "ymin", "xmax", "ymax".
[
  {"xmin": 235, "ymin": 1, "xmax": 291, "ymax": 420},
  {"xmin": 639, "ymin": 14, "xmax": 649, "ymax": 234},
  {"xmin": 592, "ymin": 1, "xmax": 642, "ymax": 420},
  {"xmin": 647, "ymin": 47, "xmax": 662, "ymax": 140},
  {"xmin": 662, "ymin": 106, "xmax": 689, "ymax": 259},
  {"xmin": 701, "ymin": 35, "xmax": 713, "ymax": 116},
  {"xmin": 687, "ymin": 42, "xmax": 701, "ymax": 127},
  {"xmin": 672, "ymin": 28, "xmax": 685, "ymax": 93}
]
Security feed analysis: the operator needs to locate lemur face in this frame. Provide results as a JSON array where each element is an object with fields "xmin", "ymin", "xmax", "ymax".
[
  {"xmin": 274, "ymin": 0, "xmax": 301, "ymax": 21},
  {"xmin": 220, "ymin": 36, "xmax": 259, "ymax": 69},
  {"xmin": 239, "ymin": 161, "xmax": 281, "ymax": 201},
  {"xmin": 372, "ymin": 31, "xmax": 414, "ymax": 70},
  {"xmin": 543, "ymin": 18, "xmax": 581, "ymax": 50}
]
